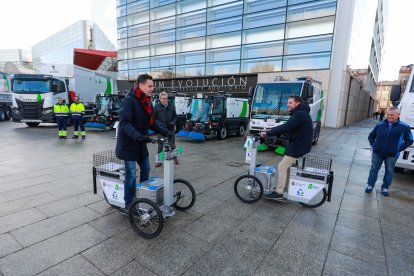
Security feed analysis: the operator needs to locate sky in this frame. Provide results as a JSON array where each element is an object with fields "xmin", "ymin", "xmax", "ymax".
[{"xmin": 0, "ymin": 0, "xmax": 412, "ymax": 81}]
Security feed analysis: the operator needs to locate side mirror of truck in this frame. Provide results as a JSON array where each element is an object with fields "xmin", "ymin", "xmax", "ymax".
[{"xmin": 390, "ymin": 84, "xmax": 401, "ymax": 107}]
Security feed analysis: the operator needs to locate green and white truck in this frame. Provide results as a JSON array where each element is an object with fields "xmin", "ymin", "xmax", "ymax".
[
  {"xmin": 249, "ymin": 77, "xmax": 324, "ymax": 146},
  {"xmin": 0, "ymin": 71, "xmax": 12, "ymax": 121}
]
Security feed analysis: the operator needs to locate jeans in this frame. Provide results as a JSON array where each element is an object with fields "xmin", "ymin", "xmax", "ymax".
[
  {"xmin": 124, "ymin": 157, "xmax": 150, "ymax": 206},
  {"xmin": 367, "ymin": 153, "xmax": 397, "ymax": 190}
]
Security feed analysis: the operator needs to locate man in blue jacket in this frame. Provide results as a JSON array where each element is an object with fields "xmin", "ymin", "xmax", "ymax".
[
  {"xmin": 116, "ymin": 73, "xmax": 172, "ymax": 213},
  {"xmin": 260, "ymin": 95, "xmax": 313, "ymax": 201},
  {"xmin": 365, "ymin": 107, "xmax": 413, "ymax": 196}
]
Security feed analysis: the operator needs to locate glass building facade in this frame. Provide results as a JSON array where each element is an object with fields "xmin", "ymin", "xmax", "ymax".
[{"xmin": 117, "ymin": 0, "xmax": 338, "ymax": 80}]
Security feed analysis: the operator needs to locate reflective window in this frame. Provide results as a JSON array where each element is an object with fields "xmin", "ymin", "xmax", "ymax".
[
  {"xmin": 207, "ymin": 17, "xmax": 242, "ymax": 35},
  {"xmin": 150, "ymin": 30, "xmax": 175, "ymax": 44},
  {"xmin": 244, "ymin": 0, "xmax": 287, "ymax": 14},
  {"xmin": 177, "ymin": 0, "xmax": 206, "ymax": 14},
  {"xmin": 206, "ymin": 46, "xmax": 240, "ymax": 62},
  {"xmin": 287, "ymin": 0, "xmax": 336, "ymax": 22},
  {"xmin": 177, "ymin": 10, "xmax": 206, "ymax": 28},
  {"xmin": 128, "ymin": 35, "xmax": 149, "ymax": 48},
  {"xmin": 207, "ymin": 31, "xmax": 241, "ymax": 48},
  {"xmin": 118, "ymin": 49, "xmax": 128, "ymax": 60},
  {"xmin": 241, "ymin": 57, "xmax": 282, "ymax": 73},
  {"xmin": 151, "ymin": 54, "xmax": 175, "ymax": 67},
  {"xmin": 129, "ymin": 69, "xmax": 150, "ymax": 80},
  {"xmin": 118, "ymin": 70, "xmax": 128, "ymax": 80},
  {"xmin": 288, "ymin": 0, "xmax": 316, "ymax": 5},
  {"xmin": 208, "ymin": 0, "xmax": 237, "ymax": 7},
  {"xmin": 243, "ymin": 9, "xmax": 285, "ymax": 29},
  {"xmin": 128, "ymin": 23, "xmax": 149, "ymax": 37},
  {"xmin": 243, "ymin": 25, "xmax": 284, "ymax": 44},
  {"xmin": 118, "ymin": 27, "xmax": 127, "ymax": 39},
  {"xmin": 118, "ymin": 38, "xmax": 128, "ymax": 49},
  {"xmin": 177, "ymin": 24, "xmax": 206, "ymax": 40},
  {"xmin": 150, "ymin": 0, "xmax": 175, "ymax": 8},
  {"xmin": 286, "ymin": 16, "xmax": 334, "ymax": 38},
  {"xmin": 150, "ymin": 17, "xmax": 175, "ymax": 32},
  {"xmin": 176, "ymin": 64, "xmax": 205, "ymax": 77},
  {"xmin": 207, "ymin": 1, "xmax": 243, "ymax": 21},
  {"xmin": 127, "ymin": 1, "xmax": 149, "ymax": 15},
  {"xmin": 127, "ymin": 10, "xmax": 149, "ymax": 25},
  {"xmin": 150, "ymin": 42, "xmax": 175, "ymax": 56},
  {"xmin": 151, "ymin": 67, "xmax": 175, "ymax": 79},
  {"xmin": 177, "ymin": 51, "xmax": 205, "ymax": 65},
  {"xmin": 128, "ymin": 47, "xmax": 150, "ymax": 58},
  {"xmin": 117, "ymin": 16, "xmax": 127, "ymax": 29},
  {"xmin": 117, "ymin": 5, "xmax": 127, "ymax": 17},
  {"xmin": 150, "ymin": 3, "xmax": 175, "ymax": 20},
  {"xmin": 283, "ymin": 52, "xmax": 331, "ymax": 70},
  {"xmin": 129, "ymin": 58, "xmax": 150, "ymax": 69},
  {"xmin": 176, "ymin": 37, "xmax": 205, "ymax": 52},
  {"xmin": 118, "ymin": 60, "xmax": 128, "ymax": 71},
  {"xmin": 117, "ymin": 0, "xmax": 127, "ymax": 6},
  {"xmin": 284, "ymin": 35, "xmax": 332, "ymax": 55},
  {"xmin": 242, "ymin": 41, "xmax": 284, "ymax": 59},
  {"xmin": 206, "ymin": 61, "xmax": 240, "ymax": 75}
]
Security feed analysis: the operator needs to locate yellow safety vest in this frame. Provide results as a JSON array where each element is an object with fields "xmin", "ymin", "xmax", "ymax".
[
  {"xmin": 54, "ymin": 104, "xmax": 69, "ymax": 117},
  {"xmin": 70, "ymin": 102, "xmax": 85, "ymax": 116}
]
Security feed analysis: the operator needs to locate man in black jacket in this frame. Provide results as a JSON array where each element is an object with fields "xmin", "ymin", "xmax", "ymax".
[
  {"xmin": 260, "ymin": 95, "xmax": 313, "ymax": 201},
  {"xmin": 116, "ymin": 74, "xmax": 172, "ymax": 212},
  {"xmin": 153, "ymin": 91, "xmax": 177, "ymax": 167}
]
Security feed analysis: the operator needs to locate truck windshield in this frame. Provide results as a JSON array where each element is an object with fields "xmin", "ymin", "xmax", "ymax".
[
  {"xmin": 12, "ymin": 79, "xmax": 51, "ymax": 94},
  {"xmin": 96, "ymin": 96, "xmax": 111, "ymax": 116},
  {"xmin": 251, "ymin": 83, "xmax": 303, "ymax": 118},
  {"xmin": 190, "ymin": 98, "xmax": 212, "ymax": 122}
]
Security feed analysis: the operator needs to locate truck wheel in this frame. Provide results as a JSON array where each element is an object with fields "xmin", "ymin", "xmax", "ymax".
[
  {"xmin": 237, "ymin": 124, "xmax": 246, "ymax": 137},
  {"xmin": 26, "ymin": 122, "xmax": 40, "ymax": 127},
  {"xmin": 4, "ymin": 107, "xmax": 12, "ymax": 120},
  {"xmin": 0, "ymin": 107, "xmax": 5, "ymax": 121},
  {"xmin": 218, "ymin": 125, "xmax": 227, "ymax": 140},
  {"xmin": 312, "ymin": 124, "xmax": 320, "ymax": 145}
]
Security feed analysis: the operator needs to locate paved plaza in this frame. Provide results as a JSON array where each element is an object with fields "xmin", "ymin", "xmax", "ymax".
[{"xmin": 0, "ymin": 119, "xmax": 413, "ymax": 276}]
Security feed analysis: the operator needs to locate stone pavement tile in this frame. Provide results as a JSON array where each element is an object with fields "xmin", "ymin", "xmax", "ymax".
[
  {"xmin": 182, "ymin": 269, "xmax": 202, "ymax": 276},
  {"xmin": 337, "ymin": 210, "xmax": 382, "ymax": 237},
  {"xmin": 183, "ymin": 211, "xmax": 243, "ymax": 244},
  {"xmin": 201, "ymin": 181, "xmax": 237, "ymax": 202},
  {"xmin": 186, "ymin": 193, "xmax": 224, "ymax": 217},
  {"xmin": 322, "ymin": 250, "xmax": 387, "ymax": 276},
  {"xmin": 0, "ymin": 224, "xmax": 106, "ymax": 276},
  {"xmin": 254, "ymin": 244, "xmax": 324, "ymax": 276},
  {"xmin": 87, "ymin": 199, "xmax": 117, "ymax": 215},
  {"xmin": 0, "ymin": 174, "xmax": 56, "ymax": 191},
  {"xmin": 1, "ymin": 182, "xmax": 56, "ymax": 201},
  {"xmin": 330, "ymin": 225, "xmax": 386, "ymax": 266},
  {"xmin": 0, "ymin": 208, "xmax": 47, "ymax": 234},
  {"xmin": 191, "ymin": 237, "xmax": 267, "ymax": 275},
  {"xmin": 135, "ymin": 232, "xmax": 212, "ymax": 276},
  {"xmin": 217, "ymin": 196, "xmax": 264, "ymax": 220},
  {"xmin": 11, "ymin": 207, "xmax": 102, "ymax": 247},
  {"xmin": 0, "ymin": 192, "xmax": 57, "ymax": 217},
  {"xmin": 88, "ymin": 211, "xmax": 131, "ymax": 237},
  {"xmin": 0, "ymin": 195, "xmax": 7, "ymax": 204},
  {"xmin": 36, "ymin": 192, "xmax": 102, "ymax": 217},
  {"xmin": 0, "ymin": 234, "xmax": 22, "ymax": 258},
  {"xmin": 81, "ymin": 228, "xmax": 158, "ymax": 274},
  {"xmin": 48, "ymin": 180, "xmax": 94, "ymax": 199},
  {"xmin": 37, "ymin": 255, "xmax": 104, "ymax": 276},
  {"xmin": 111, "ymin": 260, "xmax": 157, "ymax": 276},
  {"xmin": 385, "ymin": 245, "xmax": 414, "ymax": 276},
  {"xmin": 340, "ymin": 193, "xmax": 379, "ymax": 218},
  {"xmin": 382, "ymin": 229, "xmax": 414, "ymax": 254},
  {"xmin": 227, "ymin": 213, "xmax": 285, "ymax": 251},
  {"xmin": 314, "ymin": 194, "xmax": 342, "ymax": 216},
  {"xmin": 253, "ymin": 200, "xmax": 299, "ymax": 226}
]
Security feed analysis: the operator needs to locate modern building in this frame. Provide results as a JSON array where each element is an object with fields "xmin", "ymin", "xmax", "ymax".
[
  {"xmin": 32, "ymin": 20, "xmax": 116, "ymax": 70},
  {"xmin": 117, "ymin": 0, "xmax": 387, "ymax": 127},
  {"xmin": 92, "ymin": 0, "xmax": 118, "ymax": 49},
  {"xmin": 0, "ymin": 49, "xmax": 34, "ymax": 74}
]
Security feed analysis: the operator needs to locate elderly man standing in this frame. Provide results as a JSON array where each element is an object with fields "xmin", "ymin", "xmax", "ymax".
[
  {"xmin": 365, "ymin": 107, "xmax": 413, "ymax": 196},
  {"xmin": 153, "ymin": 91, "xmax": 178, "ymax": 167}
]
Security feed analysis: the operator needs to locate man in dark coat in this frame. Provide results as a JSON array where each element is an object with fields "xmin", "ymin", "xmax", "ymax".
[
  {"xmin": 116, "ymin": 73, "xmax": 171, "ymax": 212},
  {"xmin": 153, "ymin": 91, "xmax": 178, "ymax": 167},
  {"xmin": 365, "ymin": 107, "xmax": 413, "ymax": 196},
  {"xmin": 260, "ymin": 95, "xmax": 313, "ymax": 201}
]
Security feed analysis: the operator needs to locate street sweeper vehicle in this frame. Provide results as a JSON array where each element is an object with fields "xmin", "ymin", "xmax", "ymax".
[
  {"xmin": 0, "ymin": 71, "xmax": 12, "ymax": 122},
  {"xmin": 92, "ymin": 137, "xmax": 196, "ymax": 239},
  {"xmin": 85, "ymin": 94, "xmax": 125, "ymax": 129},
  {"xmin": 249, "ymin": 77, "xmax": 323, "ymax": 147},
  {"xmin": 177, "ymin": 94, "xmax": 249, "ymax": 140}
]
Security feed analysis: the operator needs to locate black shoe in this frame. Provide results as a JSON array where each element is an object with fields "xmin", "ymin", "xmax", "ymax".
[
  {"xmin": 82, "ymin": 136, "xmax": 86, "ymax": 139},
  {"xmin": 264, "ymin": 191, "xmax": 286, "ymax": 202},
  {"xmin": 59, "ymin": 136, "xmax": 63, "ymax": 139},
  {"xmin": 72, "ymin": 135, "xmax": 78, "ymax": 139}
]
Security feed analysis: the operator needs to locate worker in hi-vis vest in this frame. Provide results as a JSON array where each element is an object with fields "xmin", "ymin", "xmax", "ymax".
[
  {"xmin": 54, "ymin": 97, "xmax": 69, "ymax": 139},
  {"xmin": 70, "ymin": 96, "xmax": 86, "ymax": 139}
]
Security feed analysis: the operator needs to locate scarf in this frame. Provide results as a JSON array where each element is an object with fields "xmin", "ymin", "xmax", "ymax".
[{"xmin": 134, "ymin": 87, "xmax": 154, "ymax": 126}]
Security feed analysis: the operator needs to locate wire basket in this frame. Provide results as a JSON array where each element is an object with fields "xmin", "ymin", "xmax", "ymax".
[
  {"xmin": 93, "ymin": 150, "xmax": 124, "ymax": 172},
  {"xmin": 300, "ymin": 154, "xmax": 332, "ymax": 175}
]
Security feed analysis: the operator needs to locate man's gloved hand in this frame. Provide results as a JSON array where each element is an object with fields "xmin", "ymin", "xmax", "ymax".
[
  {"xmin": 137, "ymin": 136, "xmax": 152, "ymax": 143},
  {"xmin": 167, "ymin": 131, "xmax": 174, "ymax": 139}
]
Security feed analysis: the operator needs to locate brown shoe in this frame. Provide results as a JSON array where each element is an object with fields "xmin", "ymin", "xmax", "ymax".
[
  {"xmin": 155, "ymin": 163, "xmax": 162, "ymax": 168},
  {"xmin": 174, "ymin": 159, "xmax": 179, "ymax": 165}
]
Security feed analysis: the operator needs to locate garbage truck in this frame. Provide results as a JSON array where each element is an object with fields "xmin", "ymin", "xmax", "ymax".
[
  {"xmin": 0, "ymin": 71, "xmax": 12, "ymax": 122},
  {"xmin": 390, "ymin": 70, "xmax": 414, "ymax": 171},
  {"xmin": 249, "ymin": 77, "xmax": 324, "ymax": 146},
  {"xmin": 11, "ymin": 65, "xmax": 117, "ymax": 127},
  {"xmin": 177, "ymin": 93, "xmax": 249, "ymax": 140}
]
